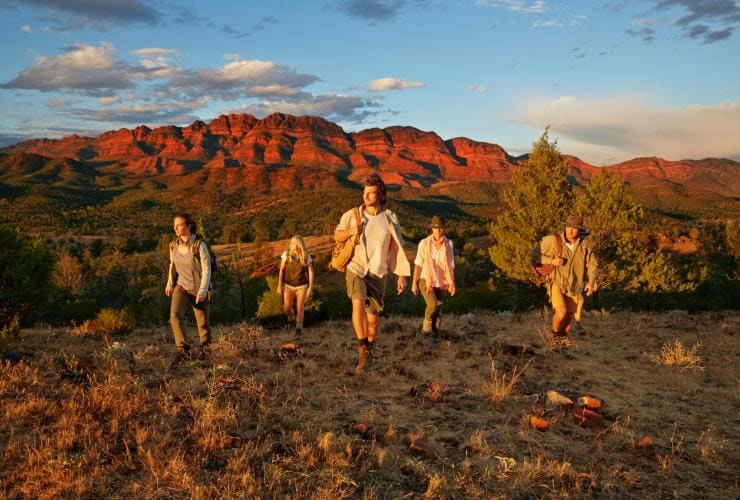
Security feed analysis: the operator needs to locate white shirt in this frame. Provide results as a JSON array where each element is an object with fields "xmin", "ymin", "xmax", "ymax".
[{"xmin": 362, "ymin": 210, "xmax": 391, "ymax": 277}]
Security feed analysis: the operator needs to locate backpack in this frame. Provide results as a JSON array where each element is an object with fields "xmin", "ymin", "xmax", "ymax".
[
  {"xmin": 193, "ymin": 238, "xmax": 218, "ymax": 281},
  {"xmin": 171, "ymin": 237, "xmax": 218, "ymax": 297},
  {"xmin": 329, "ymin": 207, "xmax": 362, "ymax": 272},
  {"xmin": 532, "ymin": 233, "xmax": 562, "ymax": 281}
]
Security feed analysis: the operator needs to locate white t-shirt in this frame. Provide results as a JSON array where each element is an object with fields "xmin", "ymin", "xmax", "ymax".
[{"xmin": 362, "ymin": 210, "xmax": 391, "ymax": 277}]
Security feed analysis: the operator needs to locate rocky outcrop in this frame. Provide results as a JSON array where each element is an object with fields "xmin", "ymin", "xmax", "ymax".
[{"xmin": 2, "ymin": 113, "xmax": 737, "ymax": 194}]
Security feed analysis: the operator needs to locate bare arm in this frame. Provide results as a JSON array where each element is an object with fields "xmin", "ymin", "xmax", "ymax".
[
  {"xmin": 411, "ymin": 264, "xmax": 421, "ymax": 295},
  {"xmin": 277, "ymin": 259, "xmax": 286, "ymax": 294},
  {"xmin": 307, "ymin": 260, "xmax": 315, "ymax": 296}
]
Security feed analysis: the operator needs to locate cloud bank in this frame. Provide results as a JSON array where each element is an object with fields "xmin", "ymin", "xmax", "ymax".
[{"xmin": 515, "ymin": 95, "xmax": 740, "ymax": 163}]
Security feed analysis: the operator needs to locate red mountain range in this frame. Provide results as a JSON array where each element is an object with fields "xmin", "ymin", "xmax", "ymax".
[{"xmin": 2, "ymin": 113, "xmax": 738, "ymax": 196}]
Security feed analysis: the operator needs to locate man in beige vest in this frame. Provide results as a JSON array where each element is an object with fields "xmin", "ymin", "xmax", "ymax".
[
  {"xmin": 335, "ymin": 175, "xmax": 410, "ymax": 374},
  {"xmin": 532, "ymin": 216, "xmax": 598, "ymax": 344}
]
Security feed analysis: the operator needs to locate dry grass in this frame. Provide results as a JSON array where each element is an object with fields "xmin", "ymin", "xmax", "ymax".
[
  {"xmin": 0, "ymin": 311, "xmax": 738, "ymax": 497},
  {"xmin": 648, "ymin": 339, "xmax": 704, "ymax": 371},
  {"xmin": 484, "ymin": 357, "xmax": 531, "ymax": 404}
]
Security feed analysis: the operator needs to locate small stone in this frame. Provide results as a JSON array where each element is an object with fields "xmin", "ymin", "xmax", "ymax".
[
  {"xmin": 573, "ymin": 408, "xmax": 604, "ymax": 427},
  {"xmin": 529, "ymin": 416, "xmax": 549, "ymax": 431},
  {"xmin": 577, "ymin": 395, "xmax": 603, "ymax": 412},
  {"xmin": 637, "ymin": 436, "xmax": 654, "ymax": 448},
  {"xmin": 546, "ymin": 390, "xmax": 574, "ymax": 407}
]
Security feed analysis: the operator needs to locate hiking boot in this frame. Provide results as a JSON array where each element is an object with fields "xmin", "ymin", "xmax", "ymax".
[
  {"xmin": 356, "ymin": 345, "xmax": 370, "ymax": 375},
  {"xmin": 169, "ymin": 348, "xmax": 190, "ymax": 367},
  {"xmin": 194, "ymin": 342, "xmax": 211, "ymax": 361},
  {"xmin": 421, "ymin": 320, "xmax": 433, "ymax": 336},
  {"xmin": 433, "ymin": 316, "xmax": 442, "ymax": 333}
]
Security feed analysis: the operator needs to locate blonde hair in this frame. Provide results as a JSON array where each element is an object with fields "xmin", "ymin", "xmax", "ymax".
[{"xmin": 289, "ymin": 235, "xmax": 309, "ymax": 267}]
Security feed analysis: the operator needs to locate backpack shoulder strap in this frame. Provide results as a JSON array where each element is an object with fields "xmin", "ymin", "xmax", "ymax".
[{"xmin": 554, "ymin": 233, "xmax": 563, "ymax": 257}]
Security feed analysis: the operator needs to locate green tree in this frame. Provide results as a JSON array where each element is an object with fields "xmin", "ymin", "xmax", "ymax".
[
  {"xmin": 572, "ymin": 168, "xmax": 644, "ymax": 289},
  {"xmin": 0, "ymin": 228, "xmax": 55, "ymax": 328},
  {"xmin": 489, "ymin": 129, "xmax": 572, "ymax": 282}
]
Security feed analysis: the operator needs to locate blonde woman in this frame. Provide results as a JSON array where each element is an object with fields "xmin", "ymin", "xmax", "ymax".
[{"xmin": 277, "ymin": 235, "xmax": 314, "ymax": 337}]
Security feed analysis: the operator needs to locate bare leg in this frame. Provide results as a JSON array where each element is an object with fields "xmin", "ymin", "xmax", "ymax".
[
  {"xmin": 552, "ymin": 307, "xmax": 574, "ymax": 336},
  {"xmin": 366, "ymin": 312, "xmax": 379, "ymax": 343},
  {"xmin": 283, "ymin": 288, "xmax": 296, "ymax": 323},
  {"xmin": 294, "ymin": 286, "xmax": 307, "ymax": 329},
  {"xmin": 351, "ymin": 298, "xmax": 368, "ymax": 340}
]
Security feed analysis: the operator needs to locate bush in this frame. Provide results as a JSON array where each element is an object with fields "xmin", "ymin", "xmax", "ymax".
[
  {"xmin": 94, "ymin": 308, "xmax": 134, "ymax": 336},
  {"xmin": 0, "ymin": 228, "xmax": 55, "ymax": 328}
]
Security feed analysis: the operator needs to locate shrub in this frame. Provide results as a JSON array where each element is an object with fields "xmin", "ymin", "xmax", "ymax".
[
  {"xmin": 94, "ymin": 308, "xmax": 134, "ymax": 336},
  {"xmin": 648, "ymin": 339, "xmax": 704, "ymax": 371},
  {"xmin": 0, "ymin": 227, "xmax": 55, "ymax": 328}
]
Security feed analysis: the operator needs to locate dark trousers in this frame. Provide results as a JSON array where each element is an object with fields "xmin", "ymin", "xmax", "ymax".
[
  {"xmin": 420, "ymin": 279, "xmax": 445, "ymax": 331},
  {"xmin": 170, "ymin": 286, "xmax": 210, "ymax": 350}
]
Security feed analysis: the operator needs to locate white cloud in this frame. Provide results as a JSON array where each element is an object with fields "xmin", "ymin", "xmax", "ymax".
[
  {"xmin": 99, "ymin": 95, "xmax": 121, "ymax": 105},
  {"xmin": 131, "ymin": 48, "xmax": 177, "ymax": 58},
  {"xmin": 367, "ymin": 77, "xmax": 425, "ymax": 91},
  {"xmin": 227, "ymin": 93, "xmax": 380, "ymax": 123},
  {"xmin": 514, "ymin": 95, "xmax": 740, "ymax": 163},
  {"xmin": 474, "ymin": 0, "xmax": 545, "ymax": 14},
  {"xmin": 20, "ymin": 25, "xmax": 32, "ymax": 33},
  {"xmin": 550, "ymin": 96, "xmax": 575, "ymax": 106},
  {"xmin": 223, "ymin": 53, "xmax": 241, "ymax": 61},
  {"xmin": 532, "ymin": 18, "xmax": 562, "ymax": 27},
  {"xmin": 469, "ymin": 84, "xmax": 487, "ymax": 93},
  {"xmin": 47, "ymin": 98, "xmax": 71, "ymax": 108},
  {"xmin": 1, "ymin": 42, "xmax": 134, "ymax": 93},
  {"xmin": 70, "ymin": 97, "xmax": 209, "ymax": 124}
]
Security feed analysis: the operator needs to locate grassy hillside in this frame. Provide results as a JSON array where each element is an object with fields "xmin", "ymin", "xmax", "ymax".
[{"xmin": 1, "ymin": 310, "xmax": 737, "ymax": 497}]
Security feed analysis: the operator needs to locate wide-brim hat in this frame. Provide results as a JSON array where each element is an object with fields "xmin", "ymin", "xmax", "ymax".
[
  {"xmin": 431, "ymin": 215, "xmax": 445, "ymax": 228},
  {"xmin": 563, "ymin": 215, "xmax": 587, "ymax": 230}
]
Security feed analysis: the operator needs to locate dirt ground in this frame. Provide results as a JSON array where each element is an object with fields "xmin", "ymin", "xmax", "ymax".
[{"xmin": 1, "ymin": 309, "xmax": 738, "ymax": 498}]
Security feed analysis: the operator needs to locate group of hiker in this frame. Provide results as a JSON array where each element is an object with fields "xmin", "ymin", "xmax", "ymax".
[{"xmin": 165, "ymin": 175, "xmax": 598, "ymax": 372}]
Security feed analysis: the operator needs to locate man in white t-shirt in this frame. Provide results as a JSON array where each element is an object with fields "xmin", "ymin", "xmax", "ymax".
[{"xmin": 335, "ymin": 175, "xmax": 411, "ymax": 374}]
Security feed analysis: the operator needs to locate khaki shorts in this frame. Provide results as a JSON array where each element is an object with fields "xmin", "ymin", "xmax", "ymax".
[
  {"xmin": 346, "ymin": 271, "xmax": 387, "ymax": 315},
  {"xmin": 550, "ymin": 285, "xmax": 579, "ymax": 314}
]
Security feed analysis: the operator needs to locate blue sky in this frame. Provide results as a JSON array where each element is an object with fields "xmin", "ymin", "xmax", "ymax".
[{"xmin": 0, "ymin": 0, "xmax": 738, "ymax": 164}]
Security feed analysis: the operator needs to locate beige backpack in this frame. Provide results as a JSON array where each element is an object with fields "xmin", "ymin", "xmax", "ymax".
[{"xmin": 329, "ymin": 207, "xmax": 362, "ymax": 272}]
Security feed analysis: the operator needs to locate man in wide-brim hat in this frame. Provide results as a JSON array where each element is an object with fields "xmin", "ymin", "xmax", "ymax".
[{"xmin": 531, "ymin": 215, "xmax": 598, "ymax": 343}]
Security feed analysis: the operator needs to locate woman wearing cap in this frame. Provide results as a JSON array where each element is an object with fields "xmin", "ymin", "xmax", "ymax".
[
  {"xmin": 277, "ymin": 235, "xmax": 314, "ymax": 338},
  {"xmin": 411, "ymin": 216, "xmax": 456, "ymax": 335}
]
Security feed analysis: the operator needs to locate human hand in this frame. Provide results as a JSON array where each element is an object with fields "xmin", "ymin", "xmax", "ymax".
[
  {"xmin": 552, "ymin": 256, "xmax": 565, "ymax": 266},
  {"xmin": 411, "ymin": 281, "xmax": 419, "ymax": 295},
  {"xmin": 448, "ymin": 284, "xmax": 457, "ymax": 296},
  {"xmin": 277, "ymin": 285, "xmax": 284, "ymax": 295},
  {"xmin": 397, "ymin": 276, "xmax": 407, "ymax": 295},
  {"xmin": 584, "ymin": 282, "xmax": 597, "ymax": 296},
  {"xmin": 196, "ymin": 293, "xmax": 206, "ymax": 304},
  {"xmin": 165, "ymin": 287, "xmax": 172, "ymax": 297}
]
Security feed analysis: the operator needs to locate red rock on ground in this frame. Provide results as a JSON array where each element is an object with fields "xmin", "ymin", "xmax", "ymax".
[
  {"xmin": 529, "ymin": 416, "xmax": 549, "ymax": 432},
  {"xmin": 573, "ymin": 408, "xmax": 604, "ymax": 427}
]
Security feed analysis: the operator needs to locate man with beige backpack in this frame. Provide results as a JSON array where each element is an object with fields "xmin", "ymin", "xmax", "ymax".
[
  {"xmin": 531, "ymin": 216, "xmax": 598, "ymax": 345},
  {"xmin": 333, "ymin": 175, "xmax": 410, "ymax": 374}
]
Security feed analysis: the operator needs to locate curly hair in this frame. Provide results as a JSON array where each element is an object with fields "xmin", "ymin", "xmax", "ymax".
[{"xmin": 363, "ymin": 174, "xmax": 387, "ymax": 207}]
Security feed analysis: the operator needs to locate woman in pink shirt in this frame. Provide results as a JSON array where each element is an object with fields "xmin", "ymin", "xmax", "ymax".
[{"xmin": 411, "ymin": 216, "xmax": 456, "ymax": 335}]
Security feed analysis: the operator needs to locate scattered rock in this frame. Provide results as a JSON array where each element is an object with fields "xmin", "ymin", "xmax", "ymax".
[
  {"xmin": 352, "ymin": 422, "xmax": 387, "ymax": 440},
  {"xmin": 279, "ymin": 342, "xmax": 298, "ymax": 353},
  {"xmin": 636, "ymin": 436, "xmax": 654, "ymax": 449},
  {"xmin": 573, "ymin": 408, "xmax": 604, "ymax": 427},
  {"xmin": 529, "ymin": 416, "xmax": 549, "ymax": 432},
  {"xmin": 577, "ymin": 395, "xmax": 603, "ymax": 412},
  {"xmin": 407, "ymin": 433, "xmax": 440, "ymax": 459},
  {"xmin": 546, "ymin": 390, "xmax": 574, "ymax": 407}
]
